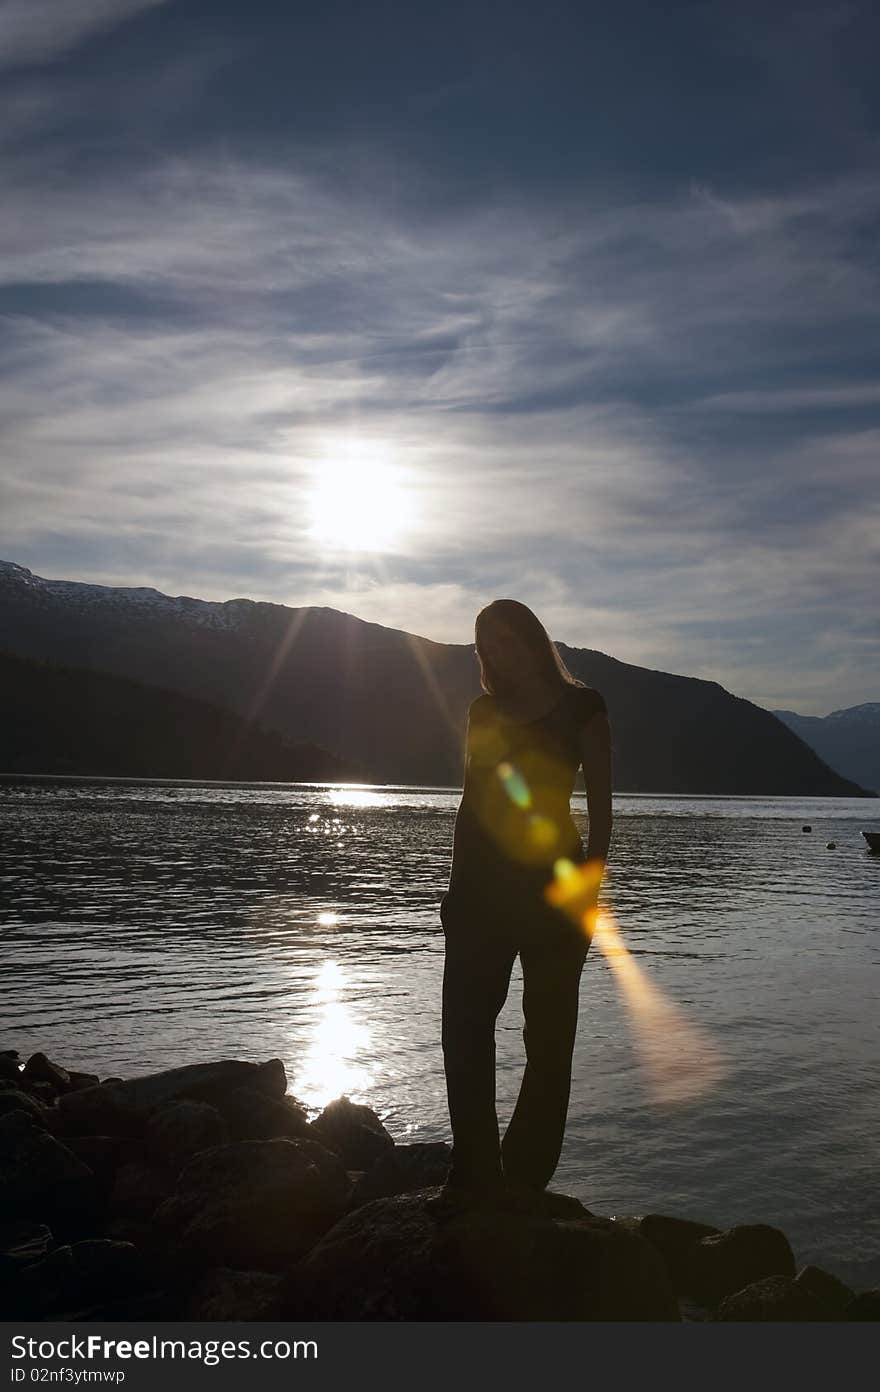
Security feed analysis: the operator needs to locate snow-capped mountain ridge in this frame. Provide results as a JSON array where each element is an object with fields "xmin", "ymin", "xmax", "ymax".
[
  {"xmin": 1, "ymin": 557, "xmax": 874, "ymax": 794},
  {"xmin": 0, "ymin": 559, "xmax": 262, "ymax": 633}
]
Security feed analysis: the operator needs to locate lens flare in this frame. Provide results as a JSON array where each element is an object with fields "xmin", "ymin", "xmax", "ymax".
[
  {"xmin": 527, "ymin": 813, "xmax": 558, "ymax": 850},
  {"xmin": 596, "ymin": 913, "xmax": 726, "ymax": 1104},
  {"xmin": 544, "ymin": 857, "xmax": 726, "ymax": 1104},
  {"xmin": 497, "ymin": 760, "xmax": 531, "ymax": 808}
]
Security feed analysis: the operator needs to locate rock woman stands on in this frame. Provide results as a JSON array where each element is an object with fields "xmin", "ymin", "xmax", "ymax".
[{"xmin": 430, "ymin": 599, "xmax": 613, "ymax": 1216}]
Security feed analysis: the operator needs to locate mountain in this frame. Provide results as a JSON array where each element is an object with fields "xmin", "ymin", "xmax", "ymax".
[
  {"xmin": 0, "ymin": 650, "xmax": 365, "ymax": 783},
  {"xmin": 0, "ymin": 559, "xmax": 874, "ymax": 796},
  {"xmin": 772, "ymin": 704, "xmax": 880, "ymax": 794}
]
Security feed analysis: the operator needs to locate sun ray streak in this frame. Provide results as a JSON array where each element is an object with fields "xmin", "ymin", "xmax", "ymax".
[{"xmin": 544, "ymin": 857, "xmax": 727, "ymax": 1106}]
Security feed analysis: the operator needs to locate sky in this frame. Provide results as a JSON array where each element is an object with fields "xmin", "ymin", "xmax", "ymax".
[{"xmin": 0, "ymin": 0, "xmax": 878, "ymax": 715}]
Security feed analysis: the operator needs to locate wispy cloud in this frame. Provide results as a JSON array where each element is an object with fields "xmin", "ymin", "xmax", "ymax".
[
  {"xmin": 0, "ymin": 0, "xmax": 167, "ymax": 70},
  {"xmin": 1, "ymin": 3, "xmax": 878, "ymax": 714}
]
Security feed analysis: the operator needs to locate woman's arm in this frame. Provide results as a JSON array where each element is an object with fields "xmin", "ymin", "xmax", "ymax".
[
  {"xmin": 575, "ymin": 697, "xmax": 614, "ymax": 928},
  {"xmin": 546, "ymin": 698, "xmax": 613, "ymax": 929},
  {"xmin": 580, "ymin": 706, "xmax": 613, "ymax": 869}
]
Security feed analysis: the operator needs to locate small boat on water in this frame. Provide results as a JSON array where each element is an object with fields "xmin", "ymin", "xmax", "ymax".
[{"xmin": 862, "ymin": 831, "xmax": 880, "ymax": 851}]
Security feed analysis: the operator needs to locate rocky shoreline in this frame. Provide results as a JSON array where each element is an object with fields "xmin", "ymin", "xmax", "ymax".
[{"xmin": 1, "ymin": 1048, "xmax": 877, "ymax": 1323}]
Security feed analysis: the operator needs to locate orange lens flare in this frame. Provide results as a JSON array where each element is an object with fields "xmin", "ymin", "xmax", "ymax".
[
  {"xmin": 593, "ymin": 913, "xmax": 727, "ymax": 1105},
  {"xmin": 544, "ymin": 858, "xmax": 727, "ymax": 1105}
]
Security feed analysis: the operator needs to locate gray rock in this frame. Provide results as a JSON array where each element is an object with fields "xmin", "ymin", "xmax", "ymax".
[
  {"xmin": 0, "ymin": 1111, "xmax": 98, "ymax": 1226},
  {"xmin": 350, "ymin": 1142, "xmax": 452, "ymax": 1207},
  {"xmin": 9, "ymin": 1244, "xmax": 76, "ymax": 1318},
  {"xmin": 286, "ymin": 1187, "xmax": 681, "ymax": 1321},
  {"xmin": 186, "ymin": 1267, "xmax": 287, "ymax": 1320},
  {"xmin": 0, "ymin": 1088, "xmax": 49, "ymax": 1127},
  {"xmin": 52, "ymin": 1083, "xmax": 144, "ymax": 1139},
  {"xmin": 67, "ymin": 1071, "xmax": 101, "ymax": 1093},
  {"xmin": 309, "ymin": 1097, "xmax": 395, "ymax": 1170},
  {"xmin": 145, "ymin": 1101, "xmax": 229, "ymax": 1171},
  {"xmin": 13, "ymin": 1240, "xmax": 148, "ymax": 1319},
  {"xmin": 109, "ymin": 1162, "xmax": 177, "ymax": 1222},
  {"xmin": 0, "ymin": 1053, "xmax": 22, "ymax": 1082},
  {"xmin": 23, "ymin": 1053, "xmax": 71, "ymax": 1093},
  {"xmin": 19, "ymin": 1081, "xmax": 57, "ymax": 1108},
  {"xmin": 219, "ymin": 1087, "xmax": 311, "ymax": 1143},
  {"xmin": 154, "ymin": 1137, "xmax": 352, "ymax": 1273},
  {"xmin": 794, "ymin": 1264, "xmax": 855, "ymax": 1316},
  {"xmin": 56, "ymin": 1059, "xmax": 288, "ymax": 1138},
  {"xmin": 0, "ymin": 1220, "xmax": 53, "ymax": 1275},
  {"xmin": 686, "ymin": 1223, "xmax": 796, "ymax": 1306},
  {"xmin": 63, "ymin": 1135, "xmax": 147, "ymax": 1196},
  {"xmin": 612, "ymin": 1213, "xmax": 720, "ymax": 1293},
  {"xmin": 846, "ymin": 1289, "xmax": 880, "ymax": 1321},
  {"xmin": 715, "ymin": 1275, "xmax": 829, "ymax": 1321}
]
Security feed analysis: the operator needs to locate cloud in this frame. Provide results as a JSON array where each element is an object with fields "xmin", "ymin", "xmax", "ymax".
[
  {"xmin": 0, "ymin": 136, "xmax": 878, "ymax": 712},
  {"xmin": 0, "ymin": 0, "xmax": 168, "ymax": 70}
]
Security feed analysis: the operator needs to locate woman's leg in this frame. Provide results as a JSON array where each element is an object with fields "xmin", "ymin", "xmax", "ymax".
[
  {"xmin": 500, "ymin": 929, "xmax": 588, "ymax": 1192},
  {"xmin": 440, "ymin": 905, "xmax": 518, "ymax": 1192}
]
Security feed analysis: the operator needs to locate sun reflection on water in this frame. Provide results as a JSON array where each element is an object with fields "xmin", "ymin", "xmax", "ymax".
[
  {"xmin": 291, "ymin": 959, "xmax": 374, "ymax": 1111},
  {"xmin": 326, "ymin": 787, "xmax": 388, "ymax": 809}
]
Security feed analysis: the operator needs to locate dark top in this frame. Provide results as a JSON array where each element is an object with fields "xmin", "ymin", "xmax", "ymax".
[{"xmin": 447, "ymin": 682, "xmax": 607, "ymax": 905}]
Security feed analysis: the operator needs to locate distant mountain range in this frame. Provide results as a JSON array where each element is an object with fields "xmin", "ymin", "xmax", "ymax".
[
  {"xmin": 0, "ymin": 559, "xmax": 875, "ymax": 796},
  {"xmin": 0, "ymin": 650, "xmax": 365, "ymax": 783},
  {"xmin": 772, "ymin": 704, "xmax": 880, "ymax": 795}
]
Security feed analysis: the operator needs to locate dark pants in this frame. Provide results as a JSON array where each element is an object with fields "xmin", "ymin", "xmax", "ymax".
[{"xmin": 439, "ymin": 888, "xmax": 589, "ymax": 1193}]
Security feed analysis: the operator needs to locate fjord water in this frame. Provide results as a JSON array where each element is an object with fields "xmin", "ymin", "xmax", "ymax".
[{"xmin": 1, "ymin": 778, "xmax": 878, "ymax": 1287}]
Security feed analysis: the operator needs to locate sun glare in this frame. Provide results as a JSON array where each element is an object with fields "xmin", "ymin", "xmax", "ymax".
[
  {"xmin": 291, "ymin": 959, "xmax": 375, "ymax": 1110},
  {"xmin": 308, "ymin": 439, "xmax": 414, "ymax": 552}
]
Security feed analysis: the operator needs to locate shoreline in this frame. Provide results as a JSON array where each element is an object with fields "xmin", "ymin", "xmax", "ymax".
[
  {"xmin": 2, "ymin": 771, "xmax": 878, "ymax": 804},
  {"xmin": 2, "ymin": 1049, "xmax": 878, "ymax": 1323}
]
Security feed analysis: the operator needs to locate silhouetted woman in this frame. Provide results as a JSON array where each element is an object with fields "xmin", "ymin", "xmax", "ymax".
[{"xmin": 430, "ymin": 599, "xmax": 613, "ymax": 1216}]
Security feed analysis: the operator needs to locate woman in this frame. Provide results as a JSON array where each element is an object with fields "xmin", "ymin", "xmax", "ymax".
[{"xmin": 429, "ymin": 599, "xmax": 613, "ymax": 1217}]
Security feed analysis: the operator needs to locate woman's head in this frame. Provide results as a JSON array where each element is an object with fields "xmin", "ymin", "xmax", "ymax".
[{"xmin": 474, "ymin": 599, "xmax": 582, "ymax": 698}]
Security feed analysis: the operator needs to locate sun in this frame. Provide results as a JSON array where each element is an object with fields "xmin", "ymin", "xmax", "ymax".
[{"xmin": 308, "ymin": 439, "xmax": 415, "ymax": 552}]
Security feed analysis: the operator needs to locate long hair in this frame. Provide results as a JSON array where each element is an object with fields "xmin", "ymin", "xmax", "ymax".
[{"xmin": 474, "ymin": 599, "xmax": 585, "ymax": 700}]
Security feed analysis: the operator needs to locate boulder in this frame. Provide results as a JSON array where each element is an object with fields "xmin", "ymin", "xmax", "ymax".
[
  {"xmin": 612, "ymin": 1213, "xmax": 720, "ymax": 1293},
  {"xmin": 219, "ymin": 1087, "xmax": 311, "ymax": 1143},
  {"xmin": 6, "ymin": 1244, "xmax": 76, "ymax": 1318},
  {"xmin": 51, "ymin": 1083, "xmax": 145, "ymax": 1139},
  {"xmin": 715, "ymin": 1276, "xmax": 829, "ymax": 1321},
  {"xmin": 23, "ymin": 1052, "xmax": 71, "ymax": 1093},
  {"xmin": 145, "ymin": 1101, "xmax": 229, "ymax": 1171},
  {"xmin": 794, "ymin": 1264, "xmax": 855, "ymax": 1317},
  {"xmin": 109, "ymin": 1162, "xmax": 177, "ymax": 1222},
  {"xmin": 11, "ymin": 1239, "xmax": 148, "ymax": 1319},
  {"xmin": 67, "ymin": 1071, "xmax": 101, "ymax": 1093},
  {"xmin": 186, "ymin": 1267, "xmax": 287, "ymax": 1320},
  {"xmin": 0, "ymin": 1088, "xmax": 49, "ymax": 1127},
  {"xmin": 846, "ymin": 1289, "xmax": 880, "ymax": 1321},
  {"xmin": 0, "ymin": 1111, "xmax": 98, "ymax": 1229},
  {"xmin": 103, "ymin": 1216, "xmax": 156, "ymax": 1250},
  {"xmin": 56, "ymin": 1059, "xmax": 288, "ymax": 1138},
  {"xmin": 0, "ymin": 1220, "xmax": 53, "ymax": 1275},
  {"xmin": 309, "ymin": 1097, "xmax": 395, "ymax": 1170},
  {"xmin": 686, "ymin": 1223, "xmax": 796, "ymax": 1306},
  {"xmin": 63, "ymin": 1136, "xmax": 147, "ymax": 1198},
  {"xmin": 0, "ymin": 1053, "xmax": 22, "ymax": 1083},
  {"xmin": 154, "ymin": 1137, "xmax": 352, "ymax": 1273},
  {"xmin": 349, "ymin": 1142, "xmax": 452, "ymax": 1207},
  {"xmin": 19, "ymin": 1081, "xmax": 57, "ymax": 1108},
  {"xmin": 286, "ymin": 1187, "xmax": 680, "ymax": 1321}
]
